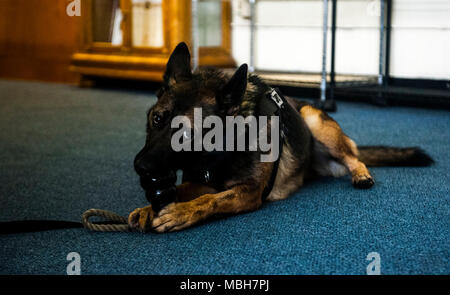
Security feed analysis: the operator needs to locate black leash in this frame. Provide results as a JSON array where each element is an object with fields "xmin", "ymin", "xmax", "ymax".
[
  {"xmin": 0, "ymin": 220, "xmax": 83, "ymax": 234},
  {"xmin": 0, "ymin": 209, "xmax": 132, "ymax": 235}
]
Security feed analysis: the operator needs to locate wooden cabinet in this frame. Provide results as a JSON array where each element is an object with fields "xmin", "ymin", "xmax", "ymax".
[{"xmin": 70, "ymin": 0, "xmax": 235, "ymax": 82}]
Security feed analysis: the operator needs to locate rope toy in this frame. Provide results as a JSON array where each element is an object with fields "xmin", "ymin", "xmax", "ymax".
[
  {"xmin": 81, "ymin": 209, "xmax": 130, "ymax": 232},
  {"xmin": 82, "ymin": 171, "xmax": 177, "ymax": 232}
]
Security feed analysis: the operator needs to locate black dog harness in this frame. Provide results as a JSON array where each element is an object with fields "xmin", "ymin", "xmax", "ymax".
[
  {"xmin": 260, "ymin": 88, "xmax": 288, "ymax": 200},
  {"xmin": 187, "ymin": 88, "xmax": 288, "ymax": 201}
]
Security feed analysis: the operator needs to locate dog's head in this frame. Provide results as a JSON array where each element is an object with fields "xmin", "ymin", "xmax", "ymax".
[{"xmin": 134, "ymin": 42, "xmax": 249, "ymax": 179}]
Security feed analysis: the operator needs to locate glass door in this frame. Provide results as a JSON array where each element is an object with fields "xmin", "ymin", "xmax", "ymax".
[
  {"xmin": 198, "ymin": 0, "xmax": 222, "ymax": 47},
  {"xmin": 86, "ymin": 0, "xmax": 124, "ymax": 51},
  {"xmin": 197, "ymin": 0, "xmax": 234, "ymax": 67},
  {"xmin": 131, "ymin": 0, "xmax": 164, "ymax": 48}
]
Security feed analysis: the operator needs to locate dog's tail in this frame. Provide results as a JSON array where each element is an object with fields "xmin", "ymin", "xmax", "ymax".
[{"xmin": 358, "ymin": 146, "xmax": 434, "ymax": 167}]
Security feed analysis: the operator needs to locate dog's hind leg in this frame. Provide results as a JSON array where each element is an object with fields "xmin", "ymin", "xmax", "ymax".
[{"xmin": 299, "ymin": 105, "xmax": 374, "ymax": 189}]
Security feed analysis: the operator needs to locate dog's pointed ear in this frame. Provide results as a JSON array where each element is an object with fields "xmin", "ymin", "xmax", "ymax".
[
  {"xmin": 163, "ymin": 42, "xmax": 192, "ymax": 86},
  {"xmin": 217, "ymin": 64, "xmax": 248, "ymax": 111}
]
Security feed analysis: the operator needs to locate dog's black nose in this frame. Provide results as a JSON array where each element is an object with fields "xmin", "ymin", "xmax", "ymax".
[
  {"xmin": 134, "ymin": 157, "xmax": 153, "ymax": 176},
  {"xmin": 134, "ymin": 145, "xmax": 159, "ymax": 176}
]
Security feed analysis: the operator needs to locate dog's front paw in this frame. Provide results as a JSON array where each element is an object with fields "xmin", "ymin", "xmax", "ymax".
[
  {"xmin": 128, "ymin": 206, "xmax": 154, "ymax": 232},
  {"xmin": 152, "ymin": 203, "xmax": 196, "ymax": 233},
  {"xmin": 352, "ymin": 174, "xmax": 375, "ymax": 189}
]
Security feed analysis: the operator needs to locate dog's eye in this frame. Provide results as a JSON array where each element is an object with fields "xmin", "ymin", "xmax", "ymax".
[{"xmin": 153, "ymin": 113, "xmax": 163, "ymax": 127}]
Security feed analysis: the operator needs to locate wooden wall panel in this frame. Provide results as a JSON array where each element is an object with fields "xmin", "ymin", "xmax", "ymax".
[{"xmin": 0, "ymin": 0, "xmax": 82, "ymax": 83}]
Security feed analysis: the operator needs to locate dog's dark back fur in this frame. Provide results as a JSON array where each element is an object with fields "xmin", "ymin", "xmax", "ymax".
[{"xmin": 135, "ymin": 43, "xmax": 312, "ymax": 194}]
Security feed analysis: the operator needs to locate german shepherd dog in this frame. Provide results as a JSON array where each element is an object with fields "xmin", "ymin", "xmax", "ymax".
[{"xmin": 129, "ymin": 43, "xmax": 433, "ymax": 233}]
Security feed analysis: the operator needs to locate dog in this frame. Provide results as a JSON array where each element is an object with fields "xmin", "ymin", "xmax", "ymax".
[{"xmin": 128, "ymin": 42, "xmax": 433, "ymax": 233}]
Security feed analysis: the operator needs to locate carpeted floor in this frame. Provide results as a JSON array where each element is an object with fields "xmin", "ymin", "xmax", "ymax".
[{"xmin": 0, "ymin": 79, "xmax": 448, "ymax": 275}]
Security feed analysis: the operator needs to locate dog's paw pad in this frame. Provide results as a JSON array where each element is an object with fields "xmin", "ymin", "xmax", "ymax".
[{"xmin": 352, "ymin": 175, "xmax": 374, "ymax": 189}]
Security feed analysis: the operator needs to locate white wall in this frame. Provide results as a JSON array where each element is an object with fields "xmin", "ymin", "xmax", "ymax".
[
  {"xmin": 231, "ymin": 0, "xmax": 450, "ymax": 80},
  {"xmin": 390, "ymin": 0, "xmax": 450, "ymax": 79}
]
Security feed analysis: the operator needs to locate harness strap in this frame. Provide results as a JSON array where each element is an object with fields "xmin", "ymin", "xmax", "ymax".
[{"xmin": 261, "ymin": 88, "xmax": 287, "ymax": 201}]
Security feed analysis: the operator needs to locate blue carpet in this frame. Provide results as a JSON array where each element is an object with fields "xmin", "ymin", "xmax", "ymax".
[{"xmin": 0, "ymin": 79, "xmax": 448, "ymax": 275}]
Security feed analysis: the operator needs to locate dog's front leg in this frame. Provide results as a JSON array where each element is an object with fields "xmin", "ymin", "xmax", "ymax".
[
  {"xmin": 128, "ymin": 183, "xmax": 262, "ymax": 232},
  {"xmin": 128, "ymin": 182, "xmax": 218, "ymax": 232},
  {"xmin": 152, "ymin": 184, "xmax": 263, "ymax": 233},
  {"xmin": 129, "ymin": 186, "xmax": 262, "ymax": 232}
]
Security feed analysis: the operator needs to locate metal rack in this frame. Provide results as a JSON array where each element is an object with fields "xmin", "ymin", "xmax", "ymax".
[{"xmin": 191, "ymin": 0, "xmax": 394, "ymax": 112}]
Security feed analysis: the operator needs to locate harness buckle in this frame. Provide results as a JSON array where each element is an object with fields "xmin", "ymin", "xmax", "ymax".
[
  {"xmin": 269, "ymin": 89, "xmax": 284, "ymax": 109},
  {"xmin": 204, "ymin": 170, "xmax": 210, "ymax": 183}
]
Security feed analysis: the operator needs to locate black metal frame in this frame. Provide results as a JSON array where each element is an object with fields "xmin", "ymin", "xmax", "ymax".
[
  {"xmin": 326, "ymin": 0, "xmax": 337, "ymax": 111},
  {"xmin": 317, "ymin": 0, "xmax": 393, "ymax": 112},
  {"xmin": 384, "ymin": 0, "xmax": 392, "ymax": 86},
  {"xmin": 245, "ymin": 0, "xmax": 449, "ymax": 111},
  {"xmin": 372, "ymin": 0, "xmax": 392, "ymax": 106}
]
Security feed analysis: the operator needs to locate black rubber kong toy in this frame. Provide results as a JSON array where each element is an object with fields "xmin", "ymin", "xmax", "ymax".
[{"xmin": 140, "ymin": 170, "xmax": 177, "ymax": 213}]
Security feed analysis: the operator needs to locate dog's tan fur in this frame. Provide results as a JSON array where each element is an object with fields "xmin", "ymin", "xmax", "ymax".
[{"xmin": 300, "ymin": 105, "xmax": 373, "ymax": 187}]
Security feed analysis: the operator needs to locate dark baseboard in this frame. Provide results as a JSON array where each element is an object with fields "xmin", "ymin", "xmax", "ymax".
[
  {"xmin": 278, "ymin": 82, "xmax": 450, "ymax": 111},
  {"xmin": 388, "ymin": 77, "xmax": 450, "ymax": 91},
  {"xmin": 85, "ymin": 76, "xmax": 450, "ymax": 111}
]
